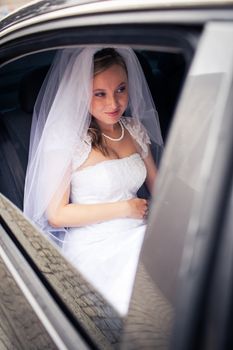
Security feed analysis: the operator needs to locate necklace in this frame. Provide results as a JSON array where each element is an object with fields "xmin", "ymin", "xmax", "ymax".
[{"xmin": 102, "ymin": 120, "xmax": 124, "ymax": 142}]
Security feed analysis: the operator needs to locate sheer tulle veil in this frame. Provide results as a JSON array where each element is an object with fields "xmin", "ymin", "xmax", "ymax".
[{"xmin": 23, "ymin": 46, "xmax": 163, "ymax": 242}]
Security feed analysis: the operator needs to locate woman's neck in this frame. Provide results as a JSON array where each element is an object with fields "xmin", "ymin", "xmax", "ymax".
[{"xmin": 97, "ymin": 121, "xmax": 119, "ymax": 134}]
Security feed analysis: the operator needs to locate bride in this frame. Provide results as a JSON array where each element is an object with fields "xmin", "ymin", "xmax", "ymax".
[{"xmin": 24, "ymin": 47, "xmax": 163, "ymax": 316}]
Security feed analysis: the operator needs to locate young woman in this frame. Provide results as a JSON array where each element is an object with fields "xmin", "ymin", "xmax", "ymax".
[{"xmin": 24, "ymin": 47, "xmax": 163, "ymax": 316}]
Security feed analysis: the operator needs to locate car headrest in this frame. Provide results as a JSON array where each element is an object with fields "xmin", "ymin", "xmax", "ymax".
[{"xmin": 19, "ymin": 66, "xmax": 50, "ymax": 114}]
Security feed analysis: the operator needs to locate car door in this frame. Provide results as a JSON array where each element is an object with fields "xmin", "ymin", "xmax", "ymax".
[{"xmin": 121, "ymin": 21, "xmax": 233, "ymax": 350}]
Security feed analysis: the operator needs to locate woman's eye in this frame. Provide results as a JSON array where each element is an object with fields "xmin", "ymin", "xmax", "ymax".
[
  {"xmin": 116, "ymin": 86, "xmax": 126, "ymax": 93},
  {"xmin": 94, "ymin": 92, "xmax": 105, "ymax": 97}
]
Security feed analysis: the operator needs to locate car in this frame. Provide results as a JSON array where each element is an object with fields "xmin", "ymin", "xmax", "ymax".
[{"xmin": 1, "ymin": 0, "xmax": 233, "ymax": 349}]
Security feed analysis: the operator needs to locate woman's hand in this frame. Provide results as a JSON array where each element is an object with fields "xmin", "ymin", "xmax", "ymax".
[{"xmin": 125, "ymin": 198, "xmax": 149, "ymax": 219}]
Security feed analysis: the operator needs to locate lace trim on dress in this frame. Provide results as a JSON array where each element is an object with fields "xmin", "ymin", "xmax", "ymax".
[
  {"xmin": 72, "ymin": 116, "xmax": 150, "ymax": 170},
  {"xmin": 72, "ymin": 134, "xmax": 92, "ymax": 171},
  {"xmin": 121, "ymin": 116, "xmax": 151, "ymax": 158}
]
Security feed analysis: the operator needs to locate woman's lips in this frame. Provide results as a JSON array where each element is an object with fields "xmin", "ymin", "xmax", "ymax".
[{"xmin": 105, "ymin": 109, "xmax": 120, "ymax": 117}]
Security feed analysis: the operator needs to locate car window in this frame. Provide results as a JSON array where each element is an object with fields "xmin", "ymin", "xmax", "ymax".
[
  {"xmin": 0, "ymin": 46, "xmax": 187, "ymax": 205},
  {"xmin": 0, "ymin": 20, "xmax": 197, "ymax": 347}
]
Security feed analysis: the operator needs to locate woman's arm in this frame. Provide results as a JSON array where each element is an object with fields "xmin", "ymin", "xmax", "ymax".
[
  {"xmin": 47, "ymin": 186, "xmax": 148, "ymax": 228},
  {"xmin": 143, "ymin": 148, "xmax": 158, "ymax": 195}
]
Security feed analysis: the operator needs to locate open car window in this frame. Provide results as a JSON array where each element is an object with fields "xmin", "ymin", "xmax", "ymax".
[{"xmin": 0, "ymin": 13, "xmax": 201, "ymax": 348}]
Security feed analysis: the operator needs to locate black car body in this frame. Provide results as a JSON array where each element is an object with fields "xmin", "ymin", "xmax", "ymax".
[{"xmin": 1, "ymin": 0, "xmax": 233, "ymax": 349}]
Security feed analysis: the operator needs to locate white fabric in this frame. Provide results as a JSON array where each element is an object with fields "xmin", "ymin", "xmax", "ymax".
[
  {"xmin": 23, "ymin": 47, "xmax": 163, "ymax": 240},
  {"xmin": 121, "ymin": 116, "xmax": 151, "ymax": 158},
  {"xmin": 63, "ymin": 152, "xmax": 146, "ymax": 316}
]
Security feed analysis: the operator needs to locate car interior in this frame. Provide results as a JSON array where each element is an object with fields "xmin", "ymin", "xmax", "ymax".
[{"xmin": 0, "ymin": 48, "xmax": 187, "ymax": 212}]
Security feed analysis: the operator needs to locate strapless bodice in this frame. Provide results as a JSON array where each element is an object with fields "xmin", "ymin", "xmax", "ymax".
[{"xmin": 70, "ymin": 153, "xmax": 147, "ymax": 204}]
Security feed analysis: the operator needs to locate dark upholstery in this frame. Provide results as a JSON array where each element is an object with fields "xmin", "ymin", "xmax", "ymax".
[
  {"xmin": 0, "ymin": 111, "xmax": 31, "ymax": 209},
  {"xmin": 0, "ymin": 66, "xmax": 49, "ymax": 209},
  {"xmin": 19, "ymin": 66, "xmax": 49, "ymax": 114}
]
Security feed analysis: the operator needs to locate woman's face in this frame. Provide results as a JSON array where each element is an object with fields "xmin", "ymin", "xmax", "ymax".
[{"xmin": 90, "ymin": 64, "xmax": 128, "ymax": 127}]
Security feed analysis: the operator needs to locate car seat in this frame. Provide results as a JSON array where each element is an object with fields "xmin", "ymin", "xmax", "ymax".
[{"xmin": 0, "ymin": 66, "xmax": 49, "ymax": 209}]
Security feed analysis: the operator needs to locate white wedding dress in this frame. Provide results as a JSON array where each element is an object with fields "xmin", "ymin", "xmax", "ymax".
[{"xmin": 62, "ymin": 117, "xmax": 150, "ymax": 316}]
